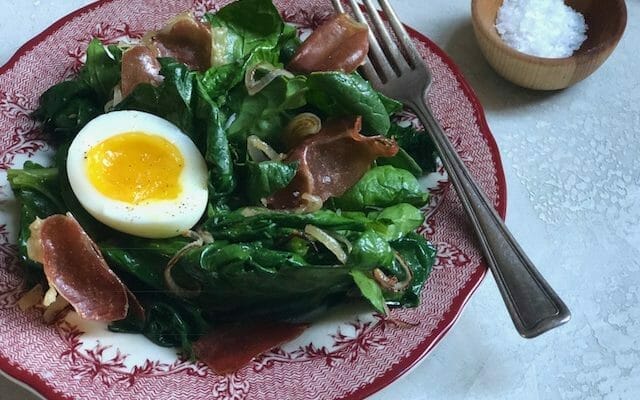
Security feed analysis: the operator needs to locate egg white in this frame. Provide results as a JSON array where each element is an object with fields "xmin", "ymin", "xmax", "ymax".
[{"xmin": 66, "ymin": 110, "xmax": 208, "ymax": 238}]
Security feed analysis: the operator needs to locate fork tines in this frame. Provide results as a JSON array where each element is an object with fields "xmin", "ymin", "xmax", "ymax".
[{"xmin": 331, "ymin": 0, "xmax": 420, "ymax": 83}]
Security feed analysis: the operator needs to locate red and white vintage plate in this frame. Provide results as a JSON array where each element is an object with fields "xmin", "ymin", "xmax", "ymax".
[{"xmin": 0, "ymin": 0, "xmax": 506, "ymax": 399}]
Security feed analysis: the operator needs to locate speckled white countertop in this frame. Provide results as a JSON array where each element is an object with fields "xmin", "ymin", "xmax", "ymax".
[{"xmin": 1, "ymin": 0, "xmax": 638, "ymax": 399}]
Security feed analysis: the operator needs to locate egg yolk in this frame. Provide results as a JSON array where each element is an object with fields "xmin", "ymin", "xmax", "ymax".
[{"xmin": 85, "ymin": 132, "xmax": 184, "ymax": 204}]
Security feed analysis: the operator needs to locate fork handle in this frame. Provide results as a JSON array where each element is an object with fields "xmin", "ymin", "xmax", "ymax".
[{"xmin": 409, "ymin": 99, "xmax": 570, "ymax": 338}]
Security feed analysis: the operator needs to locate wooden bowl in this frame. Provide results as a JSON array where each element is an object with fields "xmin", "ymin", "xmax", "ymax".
[{"xmin": 471, "ymin": 0, "xmax": 627, "ymax": 90}]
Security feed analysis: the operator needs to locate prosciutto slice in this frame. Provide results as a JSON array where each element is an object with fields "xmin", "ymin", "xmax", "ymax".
[
  {"xmin": 193, "ymin": 321, "xmax": 307, "ymax": 375},
  {"xmin": 120, "ymin": 45, "xmax": 163, "ymax": 98},
  {"xmin": 288, "ymin": 13, "xmax": 369, "ymax": 74},
  {"xmin": 145, "ymin": 12, "xmax": 213, "ymax": 72},
  {"xmin": 120, "ymin": 13, "xmax": 213, "ymax": 97},
  {"xmin": 27, "ymin": 214, "xmax": 135, "ymax": 322},
  {"xmin": 268, "ymin": 116, "xmax": 398, "ymax": 209}
]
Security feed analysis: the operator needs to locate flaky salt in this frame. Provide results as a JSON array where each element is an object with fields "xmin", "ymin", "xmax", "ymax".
[{"xmin": 495, "ymin": 0, "xmax": 587, "ymax": 58}]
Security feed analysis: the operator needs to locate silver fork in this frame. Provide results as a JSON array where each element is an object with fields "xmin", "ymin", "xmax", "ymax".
[{"xmin": 333, "ymin": 0, "xmax": 570, "ymax": 338}]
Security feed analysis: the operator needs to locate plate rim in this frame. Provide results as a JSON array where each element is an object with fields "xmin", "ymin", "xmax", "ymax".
[{"xmin": 0, "ymin": 1, "xmax": 507, "ymax": 399}]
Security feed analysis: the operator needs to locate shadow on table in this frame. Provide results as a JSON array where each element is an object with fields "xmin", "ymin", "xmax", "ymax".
[{"xmin": 440, "ymin": 18, "xmax": 559, "ymax": 112}]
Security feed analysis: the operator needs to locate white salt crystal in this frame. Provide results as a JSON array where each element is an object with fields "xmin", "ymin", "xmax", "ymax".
[{"xmin": 495, "ymin": 0, "xmax": 588, "ymax": 58}]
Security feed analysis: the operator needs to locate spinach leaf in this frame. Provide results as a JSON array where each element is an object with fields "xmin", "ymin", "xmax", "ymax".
[
  {"xmin": 245, "ymin": 160, "xmax": 298, "ymax": 204},
  {"xmin": 142, "ymin": 301, "xmax": 193, "ymax": 348},
  {"xmin": 205, "ymin": 208, "xmax": 368, "ymax": 240},
  {"xmin": 110, "ymin": 296, "xmax": 209, "ymax": 358},
  {"xmin": 333, "ymin": 165, "xmax": 428, "ymax": 210},
  {"xmin": 386, "ymin": 123, "xmax": 438, "ymax": 173},
  {"xmin": 7, "ymin": 162, "xmax": 65, "ymax": 212},
  {"xmin": 377, "ymin": 147, "xmax": 423, "ymax": 177},
  {"xmin": 101, "ymin": 244, "xmax": 169, "ymax": 290},
  {"xmin": 101, "ymin": 235, "xmax": 209, "ymax": 351},
  {"xmin": 79, "ymin": 39, "xmax": 123, "ymax": 101},
  {"xmin": 350, "ymin": 270, "xmax": 386, "ymax": 314},
  {"xmin": 278, "ymin": 23, "xmax": 301, "ymax": 64},
  {"xmin": 306, "ymin": 72, "xmax": 390, "ymax": 134},
  {"xmin": 7, "ymin": 163, "xmax": 64, "ymax": 284},
  {"xmin": 226, "ymin": 75, "xmax": 307, "ymax": 145},
  {"xmin": 245, "ymin": 46, "xmax": 282, "ymax": 69},
  {"xmin": 33, "ymin": 39, "xmax": 122, "ymax": 140},
  {"xmin": 378, "ymin": 92, "xmax": 402, "ymax": 115},
  {"xmin": 372, "ymin": 203, "xmax": 425, "ymax": 241},
  {"xmin": 348, "ymin": 229, "xmax": 394, "ymax": 269},
  {"xmin": 204, "ymin": 105, "xmax": 236, "ymax": 199},
  {"xmin": 204, "ymin": 0, "xmax": 285, "ymax": 65},
  {"xmin": 197, "ymin": 62, "xmax": 244, "ymax": 105},
  {"xmin": 385, "ymin": 232, "xmax": 436, "ymax": 307},
  {"xmin": 160, "ymin": 58, "xmax": 194, "ymax": 109},
  {"xmin": 192, "ymin": 70, "xmax": 237, "ymax": 212},
  {"xmin": 170, "ymin": 241, "xmax": 355, "ymax": 318},
  {"xmin": 33, "ymin": 80, "xmax": 101, "ymax": 141}
]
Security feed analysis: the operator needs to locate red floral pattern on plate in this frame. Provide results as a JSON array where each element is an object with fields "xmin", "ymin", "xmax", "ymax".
[{"xmin": 0, "ymin": 0, "xmax": 506, "ymax": 399}]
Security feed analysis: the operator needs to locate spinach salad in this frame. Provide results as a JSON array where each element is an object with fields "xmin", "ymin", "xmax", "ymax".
[{"xmin": 8, "ymin": 0, "xmax": 438, "ymax": 369}]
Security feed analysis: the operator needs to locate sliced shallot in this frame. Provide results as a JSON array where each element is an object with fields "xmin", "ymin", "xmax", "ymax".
[
  {"xmin": 245, "ymin": 63, "xmax": 294, "ymax": 96},
  {"xmin": 304, "ymin": 224, "xmax": 347, "ymax": 264}
]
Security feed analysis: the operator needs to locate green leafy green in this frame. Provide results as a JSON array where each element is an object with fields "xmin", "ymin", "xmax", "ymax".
[
  {"xmin": 350, "ymin": 270, "xmax": 386, "ymax": 314},
  {"xmin": 385, "ymin": 233, "xmax": 436, "ymax": 307},
  {"xmin": 33, "ymin": 81, "xmax": 101, "ymax": 141},
  {"xmin": 167, "ymin": 241, "xmax": 355, "ymax": 318},
  {"xmin": 7, "ymin": 162, "xmax": 64, "ymax": 212},
  {"xmin": 204, "ymin": 0, "xmax": 285, "ymax": 65},
  {"xmin": 110, "ymin": 296, "xmax": 209, "ymax": 358},
  {"xmin": 33, "ymin": 39, "xmax": 122, "ymax": 141},
  {"xmin": 245, "ymin": 160, "xmax": 298, "ymax": 204},
  {"xmin": 377, "ymin": 147, "xmax": 423, "ymax": 177},
  {"xmin": 101, "ymin": 235, "xmax": 191, "ymax": 300},
  {"xmin": 348, "ymin": 230, "xmax": 394, "ymax": 269},
  {"xmin": 203, "ymin": 106, "xmax": 236, "ymax": 200},
  {"xmin": 7, "ymin": 163, "xmax": 64, "ymax": 284},
  {"xmin": 306, "ymin": 72, "xmax": 391, "ymax": 134},
  {"xmin": 197, "ymin": 62, "xmax": 244, "ymax": 104},
  {"xmin": 226, "ymin": 75, "xmax": 307, "ymax": 145},
  {"xmin": 245, "ymin": 46, "xmax": 282, "ymax": 69},
  {"xmin": 334, "ymin": 166, "xmax": 428, "ymax": 210},
  {"xmin": 79, "ymin": 39, "xmax": 123, "ymax": 101},
  {"xmin": 378, "ymin": 92, "xmax": 403, "ymax": 115},
  {"xmin": 386, "ymin": 123, "xmax": 438, "ymax": 173},
  {"xmin": 372, "ymin": 203, "xmax": 425, "ymax": 241},
  {"xmin": 204, "ymin": 207, "xmax": 368, "ymax": 242},
  {"xmin": 277, "ymin": 23, "xmax": 301, "ymax": 64}
]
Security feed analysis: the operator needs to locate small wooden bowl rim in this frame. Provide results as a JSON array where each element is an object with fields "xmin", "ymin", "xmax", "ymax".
[{"xmin": 471, "ymin": 0, "xmax": 628, "ymax": 67}]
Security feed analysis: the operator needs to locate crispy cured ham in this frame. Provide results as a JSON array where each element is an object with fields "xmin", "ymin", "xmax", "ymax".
[
  {"xmin": 120, "ymin": 13, "xmax": 213, "ymax": 97},
  {"xmin": 268, "ymin": 116, "xmax": 398, "ymax": 210},
  {"xmin": 145, "ymin": 12, "xmax": 213, "ymax": 72},
  {"xmin": 288, "ymin": 13, "xmax": 369, "ymax": 74},
  {"xmin": 120, "ymin": 45, "xmax": 163, "ymax": 97},
  {"xmin": 193, "ymin": 321, "xmax": 307, "ymax": 375},
  {"xmin": 27, "ymin": 214, "xmax": 139, "ymax": 322}
]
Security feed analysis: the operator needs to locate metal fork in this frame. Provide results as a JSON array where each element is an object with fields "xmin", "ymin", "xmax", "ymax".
[{"xmin": 333, "ymin": 0, "xmax": 570, "ymax": 338}]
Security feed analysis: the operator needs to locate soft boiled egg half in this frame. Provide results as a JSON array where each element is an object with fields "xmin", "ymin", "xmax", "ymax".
[{"xmin": 67, "ymin": 110, "xmax": 208, "ymax": 238}]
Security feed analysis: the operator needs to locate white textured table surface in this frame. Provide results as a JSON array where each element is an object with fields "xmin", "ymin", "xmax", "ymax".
[{"xmin": 1, "ymin": 0, "xmax": 639, "ymax": 399}]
